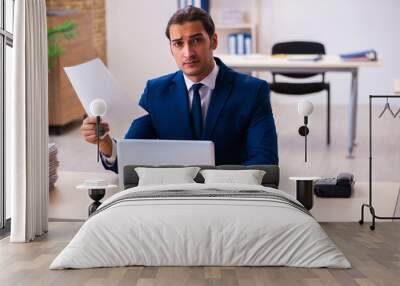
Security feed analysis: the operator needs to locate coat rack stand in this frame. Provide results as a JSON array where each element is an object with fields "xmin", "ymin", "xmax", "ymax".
[{"xmin": 359, "ymin": 95, "xmax": 400, "ymax": 230}]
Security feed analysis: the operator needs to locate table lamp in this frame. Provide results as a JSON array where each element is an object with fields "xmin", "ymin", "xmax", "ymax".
[
  {"xmin": 89, "ymin": 99, "xmax": 107, "ymax": 162},
  {"xmin": 298, "ymin": 100, "xmax": 314, "ymax": 162}
]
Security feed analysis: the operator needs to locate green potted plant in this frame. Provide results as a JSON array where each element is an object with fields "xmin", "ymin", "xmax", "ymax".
[{"xmin": 47, "ymin": 20, "xmax": 78, "ymax": 71}]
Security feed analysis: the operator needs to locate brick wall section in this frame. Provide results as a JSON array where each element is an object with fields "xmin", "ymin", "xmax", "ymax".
[{"xmin": 46, "ymin": 0, "xmax": 107, "ymax": 64}]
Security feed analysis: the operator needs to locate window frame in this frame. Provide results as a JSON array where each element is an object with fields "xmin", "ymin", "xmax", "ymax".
[{"xmin": 0, "ymin": 0, "xmax": 14, "ymax": 232}]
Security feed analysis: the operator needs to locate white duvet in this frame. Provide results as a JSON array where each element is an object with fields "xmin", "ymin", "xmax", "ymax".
[{"xmin": 50, "ymin": 183, "xmax": 351, "ymax": 269}]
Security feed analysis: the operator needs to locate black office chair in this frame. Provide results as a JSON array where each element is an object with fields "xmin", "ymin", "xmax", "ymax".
[{"xmin": 270, "ymin": 41, "xmax": 331, "ymax": 145}]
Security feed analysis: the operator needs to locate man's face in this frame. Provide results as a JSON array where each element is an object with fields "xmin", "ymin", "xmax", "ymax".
[{"xmin": 169, "ymin": 21, "xmax": 217, "ymax": 80}]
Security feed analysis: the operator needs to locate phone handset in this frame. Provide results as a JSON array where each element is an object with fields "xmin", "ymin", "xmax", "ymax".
[{"xmin": 336, "ymin": 173, "xmax": 354, "ymax": 187}]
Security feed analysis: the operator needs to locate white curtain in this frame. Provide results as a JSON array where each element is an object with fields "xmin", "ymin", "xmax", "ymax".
[{"xmin": 9, "ymin": 0, "xmax": 49, "ymax": 242}]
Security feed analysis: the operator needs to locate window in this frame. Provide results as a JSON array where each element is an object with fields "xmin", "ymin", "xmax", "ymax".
[{"xmin": 0, "ymin": 0, "xmax": 14, "ymax": 232}]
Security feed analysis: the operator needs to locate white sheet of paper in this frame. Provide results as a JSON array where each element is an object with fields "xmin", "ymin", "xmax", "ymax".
[{"xmin": 64, "ymin": 58, "xmax": 148, "ymax": 138}]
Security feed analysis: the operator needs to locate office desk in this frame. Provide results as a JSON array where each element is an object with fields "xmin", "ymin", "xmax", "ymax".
[{"xmin": 217, "ymin": 54, "xmax": 380, "ymax": 157}]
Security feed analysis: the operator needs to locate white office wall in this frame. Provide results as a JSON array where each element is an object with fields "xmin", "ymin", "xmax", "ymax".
[
  {"xmin": 106, "ymin": 0, "xmax": 176, "ymax": 113},
  {"xmin": 106, "ymin": 0, "xmax": 400, "ymax": 106}
]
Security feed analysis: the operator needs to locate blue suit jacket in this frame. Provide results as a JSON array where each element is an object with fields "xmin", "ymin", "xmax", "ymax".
[{"xmin": 102, "ymin": 57, "xmax": 278, "ymax": 173}]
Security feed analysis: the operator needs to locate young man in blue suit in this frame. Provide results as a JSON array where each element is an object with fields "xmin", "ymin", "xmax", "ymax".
[{"xmin": 81, "ymin": 6, "xmax": 278, "ymax": 174}]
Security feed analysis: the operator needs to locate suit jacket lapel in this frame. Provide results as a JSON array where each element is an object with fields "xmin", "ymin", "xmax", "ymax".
[
  {"xmin": 170, "ymin": 71, "xmax": 193, "ymax": 139},
  {"xmin": 203, "ymin": 58, "xmax": 234, "ymax": 139}
]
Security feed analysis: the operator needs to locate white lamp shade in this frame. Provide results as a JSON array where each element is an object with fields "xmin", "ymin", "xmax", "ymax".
[
  {"xmin": 298, "ymin": 100, "xmax": 314, "ymax": 116},
  {"xmin": 90, "ymin": 98, "xmax": 107, "ymax": 117}
]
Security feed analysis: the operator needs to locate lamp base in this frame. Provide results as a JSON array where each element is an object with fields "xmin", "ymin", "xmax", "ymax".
[
  {"xmin": 88, "ymin": 188, "xmax": 106, "ymax": 216},
  {"xmin": 296, "ymin": 180, "xmax": 314, "ymax": 210},
  {"xmin": 298, "ymin": 125, "xmax": 309, "ymax": 136}
]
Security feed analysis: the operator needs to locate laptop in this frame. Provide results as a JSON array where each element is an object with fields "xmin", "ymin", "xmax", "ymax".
[{"xmin": 116, "ymin": 139, "xmax": 215, "ymax": 187}]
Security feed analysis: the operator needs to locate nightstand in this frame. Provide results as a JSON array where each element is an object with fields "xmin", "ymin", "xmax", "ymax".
[
  {"xmin": 77, "ymin": 179, "xmax": 118, "ymax": 216},
  {"xmin": 289, "ymin": 177, "xmax": 320, "ymax": 210}
]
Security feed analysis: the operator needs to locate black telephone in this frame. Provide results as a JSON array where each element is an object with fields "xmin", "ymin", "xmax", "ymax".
[{"xmin": 314, "ymin": 173, "xmax": 355, "ymax": 198}]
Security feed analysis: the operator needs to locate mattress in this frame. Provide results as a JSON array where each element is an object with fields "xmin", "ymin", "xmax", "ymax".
[{"xmin": 50, "ymin": 183, "xmax": 351, "ymax": 269}]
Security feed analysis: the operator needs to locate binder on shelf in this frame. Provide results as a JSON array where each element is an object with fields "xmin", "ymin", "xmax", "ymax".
[
  {"xmin": 179, "ymin": 0, "xmax": 186, "ymax": 9},
  {"xmin": 178, "ymin": 0, "xmax": 192, "ymax": 8},
  {"xmin": 178, "ymin": 0, "xmax": 209, "ymax": 12},
  {"xmin": 199, "ymin": 0, "xmax": 209, "ymax": 12},
  {"xmin": 228, "ymin": 33, "xmax": 237, "ymax": 55},
  {"xmin": 236, "ymin": 33, "xmax": 244, "ymax": 55},
  {"xmin": 228, "ymin": 33, "xmax": 253, "ymax": 55},
  {"xmin": 244, "ymin": 33, "xmax": 252, "ymax": 55}
]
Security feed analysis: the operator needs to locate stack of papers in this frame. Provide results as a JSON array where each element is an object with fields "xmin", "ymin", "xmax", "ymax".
[
  {"xmin": 271, "ymin": 54, "xmax": 323, "ymax": 61},
  {"xmin": 219, "ymin": 9, "xmax": 245, "ymax": 25},
  {"xmin": 49, "ymin": 143, "xmax": 59, "ymax": 192},
  {"xmin": 287, "ymin": 54, "xmax": 323, "ymax": 61}
]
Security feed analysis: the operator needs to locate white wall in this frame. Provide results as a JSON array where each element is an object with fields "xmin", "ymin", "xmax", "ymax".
[
  {"xmin": 106, "ymin": 0, "xmax": 400, "ymax": 106},
  {"xmin": 106, "ymin": 0, "xmax": 176, "ymax": 112}
]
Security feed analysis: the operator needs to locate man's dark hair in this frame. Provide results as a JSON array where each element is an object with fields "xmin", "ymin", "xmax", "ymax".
[{"xmin": 165, "ymin": 6, "xmax": 215, "ymax": 40}]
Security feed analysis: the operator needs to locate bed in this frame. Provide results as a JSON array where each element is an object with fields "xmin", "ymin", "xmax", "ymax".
[{"xmin": 50, "ymin": 165, "xmax": 351, "ymax": 269}]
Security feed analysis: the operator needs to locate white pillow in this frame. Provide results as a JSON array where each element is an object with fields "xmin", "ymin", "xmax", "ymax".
[
  {"xmin": 200, "ymin": 169, "xmax": 266, "ymax": 185},
  {"xmin": 135, "ymin": 167, "xmax": 201, "ymax": 186}
]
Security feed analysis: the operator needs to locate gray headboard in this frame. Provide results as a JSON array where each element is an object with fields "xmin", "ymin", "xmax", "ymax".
[{"xmin": 123, "ymin": 165, "xmax": 280, "ymax": 190}]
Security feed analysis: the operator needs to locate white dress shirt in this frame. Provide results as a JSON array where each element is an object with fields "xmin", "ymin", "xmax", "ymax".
[
  {"xmin": 183, "ymin": 60, "xmax": 219, "ymax": 126},
  {"xmin": 102, "ymin": 61, "xmax": 219, "ymax": 165}
]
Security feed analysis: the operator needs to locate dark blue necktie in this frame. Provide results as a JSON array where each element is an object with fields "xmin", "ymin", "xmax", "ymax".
[{"xmin": 191, "ymin": 83, "xmax": 203, "ymax": 140}]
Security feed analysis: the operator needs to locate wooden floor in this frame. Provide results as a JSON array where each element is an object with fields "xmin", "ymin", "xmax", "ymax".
[{"xmin": 1, "ymin": 222, "xmax": 400, "ymax": 286}]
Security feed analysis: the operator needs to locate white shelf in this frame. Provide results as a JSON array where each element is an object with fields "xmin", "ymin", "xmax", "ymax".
[
  {"xmin": 212, "ymin": 0, "xmax": 260, "ymax": 54},
  {"xmin": 216, "ymin": 23, "xmax": 254, "ymax": 30}
]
